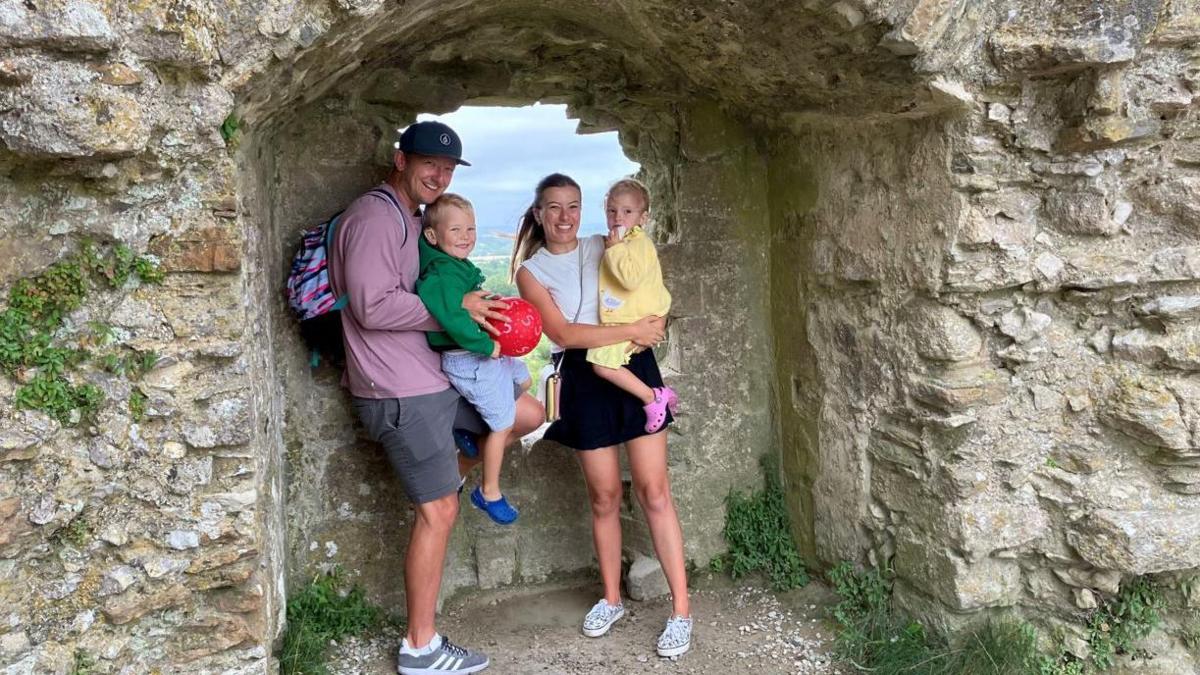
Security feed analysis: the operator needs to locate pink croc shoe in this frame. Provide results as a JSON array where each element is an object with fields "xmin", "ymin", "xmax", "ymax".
[{"xmin": 643, "ymin": 386, "xmax": 679, "ymax": 434}]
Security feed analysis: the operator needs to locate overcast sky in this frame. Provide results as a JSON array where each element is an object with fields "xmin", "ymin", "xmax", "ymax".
[{"xmin": 416, "ymin": 104, "xmax": 639, "ymax": 248}]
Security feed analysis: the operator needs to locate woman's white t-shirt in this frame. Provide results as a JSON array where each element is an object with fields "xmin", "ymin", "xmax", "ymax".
[{"xmin": 520, "ymin": 235, "xmax": 605, "ymax": 353}]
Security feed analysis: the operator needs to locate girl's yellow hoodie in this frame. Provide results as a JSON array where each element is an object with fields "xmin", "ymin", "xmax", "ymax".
[{"xmin": 597, "ymin": 226, "xmax": 671, "ymax": 324}]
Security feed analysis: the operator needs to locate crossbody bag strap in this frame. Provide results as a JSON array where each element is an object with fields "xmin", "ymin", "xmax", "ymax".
[{"xmin": 552, "ymin": 241, "xmax": 587, "ymax": 376}]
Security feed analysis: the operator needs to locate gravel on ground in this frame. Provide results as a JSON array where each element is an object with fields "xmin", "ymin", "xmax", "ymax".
[{"xmin": 327, "ymin": 572, "xmax": 851, "ymax": 675}]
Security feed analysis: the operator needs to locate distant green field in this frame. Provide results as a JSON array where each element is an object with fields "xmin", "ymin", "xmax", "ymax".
[{"xmin": 477, "ymin": 258, "xmax": 517, "ymax": 297}]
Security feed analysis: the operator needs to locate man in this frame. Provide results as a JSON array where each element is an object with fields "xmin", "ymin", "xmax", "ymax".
[{"xmin": 330, "ymin": 120, "xmax": 515, "ymax": 674}]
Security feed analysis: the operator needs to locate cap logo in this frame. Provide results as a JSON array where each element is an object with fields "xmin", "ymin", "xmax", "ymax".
[{"xmin": 439, "ymin": 133, "xmax": 451, "ymax": 146}]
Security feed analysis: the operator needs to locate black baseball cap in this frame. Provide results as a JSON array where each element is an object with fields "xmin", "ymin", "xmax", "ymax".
[{"xmin": 397, "ymin": 121, "xmax": 470, "ymax": 166}]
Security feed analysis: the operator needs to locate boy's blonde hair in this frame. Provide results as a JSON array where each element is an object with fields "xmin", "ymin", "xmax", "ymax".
[
  {"xmin": 423, "ymin": 193, "xmax": 474, "ymax": 229},
  {"xmin": 605, "ymin": 177, "xmax": 651, "ymax": 212}
]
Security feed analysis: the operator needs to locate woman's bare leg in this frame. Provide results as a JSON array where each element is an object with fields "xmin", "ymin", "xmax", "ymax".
[
  {"xmin": 576, "ymin": 446, "xmax": 624, "ymax": 605},
  {"xmin": 627, "ymin": 431, "xmax": 690, "ymax": 617}
]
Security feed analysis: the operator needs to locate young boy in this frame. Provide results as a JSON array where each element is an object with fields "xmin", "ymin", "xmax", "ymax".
[{"xmin": 416, "ymin": 193, "xmax": 531, "ymax": 525}]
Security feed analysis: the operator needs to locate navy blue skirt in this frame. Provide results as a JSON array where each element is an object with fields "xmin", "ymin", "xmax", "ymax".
[{"xmin": 544, "ymin": 348, "xmax": 673, "ymax": 451}]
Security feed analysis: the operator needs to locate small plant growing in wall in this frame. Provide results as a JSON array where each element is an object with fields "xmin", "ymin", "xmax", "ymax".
[
  {"xmin": 220, "ymin": 113, "xmax": 242, "ymax": 149},
  {"xmin": 71, "ymin": 648, "xmax": 96, "ymax": 675},
  {"xmin": 1085, "ymin": 576, "xmax": 1163, "ymax": 670},
  {"xmin": 280, "ymin": 567, "xmax": 381, "ymax": 675},
  {"xmin": 709, "ymin": 455, "xmax": 809, "ymax": 590},
  {"xmin": 0, "ymin": 240, "xmax": 164, "ymax": 425}
]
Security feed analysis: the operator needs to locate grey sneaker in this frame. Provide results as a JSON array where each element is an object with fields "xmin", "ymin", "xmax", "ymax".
[
  {"xmin": 581, "ymin": 599, "xmax": 625, "ymax": 637},
  {"xmin": 656, "ymin": 615, "xmax": 692, "ymax": 657},
  {"xmin": 397, "ymin": 635, "xmax": 489, "ymax": 674}
]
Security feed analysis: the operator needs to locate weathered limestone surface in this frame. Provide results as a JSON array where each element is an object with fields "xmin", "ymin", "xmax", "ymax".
[{"xmin": 0, "ymin": 0, "xmax": 1197, "ymax": 671}]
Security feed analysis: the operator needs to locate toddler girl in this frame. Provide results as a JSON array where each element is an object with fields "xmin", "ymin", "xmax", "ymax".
[{"xmin": 587, "ymin": 178, "xmax": 677, "ymax": 432}]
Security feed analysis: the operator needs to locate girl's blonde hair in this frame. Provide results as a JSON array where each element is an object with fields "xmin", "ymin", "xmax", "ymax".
[
  {"xmin": 605, "ymin": 177, "xmax": 652, "ymax": 212},
  {"xmin": 423, "ymin": 193, "xmax": 474, "ymax": 229}
]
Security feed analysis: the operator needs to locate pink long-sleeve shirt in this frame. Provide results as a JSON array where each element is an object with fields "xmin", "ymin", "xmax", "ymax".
[{"xmin": 329, "ymin": 183, "xmax": 448, "ymax": 399}]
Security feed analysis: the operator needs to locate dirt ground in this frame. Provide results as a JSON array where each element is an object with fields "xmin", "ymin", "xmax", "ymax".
[{"xmin": 328, "ymin": 572, "xmax": 851, "ymax": 675}]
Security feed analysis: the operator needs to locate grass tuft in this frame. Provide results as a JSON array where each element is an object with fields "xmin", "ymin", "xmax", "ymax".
[
  {"xmin": 827, "ymin": 562, "xmax": 1086, "ymax": 675},
  {"xmin": 280, "ymin": 568, "xmax": 381, "ymax": 675},
  {"xmin": 710, "ymin": 455, "xmax": 809, "ymax": 590}
]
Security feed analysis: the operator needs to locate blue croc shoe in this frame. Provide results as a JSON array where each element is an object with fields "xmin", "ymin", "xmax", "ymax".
[
  {"xmin": 453, "ymin": 429, "xmax": 480, "ymax": 459},
  {"xmin": 470, "ymin": 486, "xmax": 519, "ymax": 525}
]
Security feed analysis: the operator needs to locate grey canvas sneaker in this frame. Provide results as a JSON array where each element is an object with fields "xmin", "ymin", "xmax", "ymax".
[
  {"xmin": 581, "ymin": 599, "xmax": 625, "ymax": 637},
  {"xmin": 397, "ymin": 635, "xmax": 489, "ymax": 674},
  {"xmin": 656, "ymin": 615, "xmax": 692, "ymax": 657}
]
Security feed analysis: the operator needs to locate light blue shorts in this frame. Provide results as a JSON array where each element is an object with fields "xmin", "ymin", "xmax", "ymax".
[{"xmin": 441, "ymin": 351, "xmax": 531, "ymax": 432}]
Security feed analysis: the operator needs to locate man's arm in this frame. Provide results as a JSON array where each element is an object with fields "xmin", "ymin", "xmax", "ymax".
[{"xmin": 338, "ymin": 210, "xmax": 439, "ymax": 332}]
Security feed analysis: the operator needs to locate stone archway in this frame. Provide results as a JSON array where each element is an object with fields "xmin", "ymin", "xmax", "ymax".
[
  {"xmin": 230, "ymin": 0, "xmax": 942, "ymax": 655},
  {"xmin": 2, "ymin": 0, "xmax": 1199, "ymax": 672}
]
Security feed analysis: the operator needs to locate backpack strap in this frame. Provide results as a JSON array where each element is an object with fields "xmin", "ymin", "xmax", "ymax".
[
  {"xmin": 365, "ymin": 187, "xmax": 408, "ymax": 250},
  {"xmin": 323, "ymin": 187, "xmax": 410, "ymax": 314},
  {"xmin": 323, "ymin": 213, "xmax": 350, "ymax": 312}
]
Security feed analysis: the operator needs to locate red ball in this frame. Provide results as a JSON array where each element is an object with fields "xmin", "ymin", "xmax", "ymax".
[{"xmin": 487, "ymin": 297, "xmax": 543, "ymax": 357}]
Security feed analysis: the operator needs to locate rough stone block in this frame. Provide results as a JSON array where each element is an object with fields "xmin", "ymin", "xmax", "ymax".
[
  {"xmin": 0, "ymin": 0, "xmax": 115, "ymax": 53},
  {"xmin": 183, "ymin": 393, "xmax": 253, "ymax": 449},
  {"xmin": 998, "ymin": 306, "xmax": 1052, "ymax": 344},
  {"xmin": 894, "ymin": 535, "xmax": 1022, "ymax": 610},
  {"xmin": 211, "ymin": 584, "xmax": 265, "ymax": 614},
  {"xmin": 0, "ymin": 428, "xmax": 38, "ymax": 462},
  {"xmin": 1112, "ymin": 327, "xmax": 1200, "ymax": 371},
  {"xmin": 102, "ymin": 584, "xmax": 191, "ymax": 625},
  {"xmin": 943, "ymin": 247, "xmax": 1033, "ymax": 292},
  {"xmin": 952, "ymin": 499, "xmax": 1049, "ymax": 561},
  {"xmin": 474, "ymin": 531, "xmax": 517, "ymax": 590},
  {"xmin": 880, "ymin": 0, "xmax": 964, "ymax": 56},
  {"xmin": 100, "ymin": 565, "xmax": 139, "ymax": 596},
  {"xmin": 1043, "ymin": 191, "xmax": 1120, "ymax": 236},
  {"xmin": 0, "ymin": 496, "xmax": 33, "ymax": 552},
  {"xmin": 1152, "ymin": 1, "xmax": 1200, "ymax": 44},
  {"xmin": 989, "ymin": 0, "xmax": 1163, "ymax": 73},
  {"xmin": 1101, "ymin": 378, "xmax": 1191, "ymax": 450},
  {"xmin": 1138, "ymin": 296, "xmax": 1200, "ymax": 323},
  {"xmin": 0, "ymin": 62, "xmax": 147, "ymax": 159},
  {"xmin": 169, "ymin": 613, "xmax": 252, "ymax": 662},
  {"xmin": 150, "ymin": 226, "xmax": 242, "ymax": 273},
  {"xmin": 0, "ymin": 629, "xmax": 30, "ymax": 659},
  {"xmin": 94, "ymin": 63, "xmax": 142, "ymax": 87},
  {"xmin": 625, "ymin": 554, "xmax": 669, "ymax": 601},
  {"xmin": 901, "ymin": 301, "xmax": 982, "ymax": 362},
  {"xmin": 1069, "ymin": 509, "xmax": 1200, "ymax": 574},
  {"xmin": 187, "ymin": 546, "xmax": 257, "ymax": 575},
  {"xmin": 1133, "ymin": 174, "xmax": 1200, "ymax": 235},
  {"xmin": 906, "ymin": 361, "xmax": 1007, "ymax": 413},
  {"xmin": 1, "ymin": 641, "xmax": 73, "ymax": 675},
  {"xmin": 680, "ymin": 101, "xmax": 749, "ymax": 162}
]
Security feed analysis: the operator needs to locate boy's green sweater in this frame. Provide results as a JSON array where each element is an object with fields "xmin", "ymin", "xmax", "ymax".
[{"xmin": 416, "ymin": 236, "xmax": 496, "ymax": 356}]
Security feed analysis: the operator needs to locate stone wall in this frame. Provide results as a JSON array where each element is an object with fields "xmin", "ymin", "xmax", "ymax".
[{"xmin": 0, "ymin": 0, "xmax": 1198, "ymax": 672}]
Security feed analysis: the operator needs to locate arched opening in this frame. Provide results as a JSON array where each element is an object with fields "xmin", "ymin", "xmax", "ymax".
[{"xmin": 229, "ymin": 0, "xmax": 947, "ymax": 648}]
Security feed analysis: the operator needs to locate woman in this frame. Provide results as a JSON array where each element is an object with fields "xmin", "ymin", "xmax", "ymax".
[{"xmin": 512, "ymin": 173, "xmax": 693, "ymax": 657}]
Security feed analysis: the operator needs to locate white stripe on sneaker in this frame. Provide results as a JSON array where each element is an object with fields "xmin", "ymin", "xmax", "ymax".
[
  {"xmin": 430, "ymin": 654, "xmax": 448, "ymax": 669},
  {"xmin": 450, "ymin": 657, "xmax": 463, "ymax": 670}
]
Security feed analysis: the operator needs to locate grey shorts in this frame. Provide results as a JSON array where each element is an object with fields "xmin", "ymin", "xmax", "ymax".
[{"xmin": 352, "ymin": 388, "xmax": 485, "ymax": 504}]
